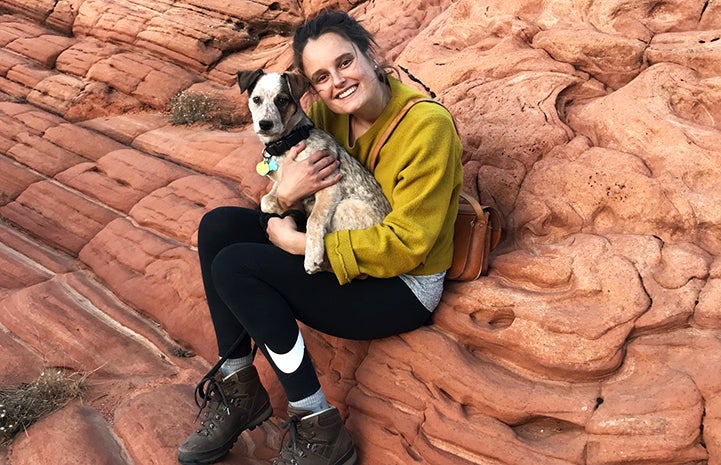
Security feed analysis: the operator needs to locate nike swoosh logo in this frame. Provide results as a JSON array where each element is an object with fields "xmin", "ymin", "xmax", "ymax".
[{"xmin": 265, "ymin": 330, "xmax": 305, "ymax": 374}]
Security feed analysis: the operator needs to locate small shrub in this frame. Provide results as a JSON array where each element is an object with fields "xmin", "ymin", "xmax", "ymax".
[
  {"xmin": 0, "ymin": 91, "xmax": 26, "ymax": 104},
  {"xmin": 0, "ymin": 369, "xmax": 86, "ymax": 446},
  {"xmin": 167, "ymin": 91, "xmax": 239, "ymax": 128}
]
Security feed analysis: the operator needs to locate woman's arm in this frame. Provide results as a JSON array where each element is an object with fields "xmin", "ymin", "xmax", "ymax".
[
  {"xmin": 266, "ymin": 216, "xmax": 335, "ymax": 273},
  {"xmin": 266, "ymin": 215, "xmax": 305, "ymax": 255},
  {"xmin": 324, "ymin": 105, "xmax": 464, "ymax": 284},
  {"xmin": 263, "ymin": 142, "xmax": 342, "ymax": 256},
  {"xmin": 274, "ymin": 142, "xmax": 342, "ymax": 210}
]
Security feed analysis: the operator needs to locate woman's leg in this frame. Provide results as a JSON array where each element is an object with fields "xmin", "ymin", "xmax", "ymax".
[
  {"xmin": 198, "ymin": 207, "xmax": 268, "ymax": 358},
  {"xmin": 210, "ymin": 239, "xmax": 430, "ymax": 402},
  {"xmin": 179, "ymin": 208, "xmax": 276, "ymax": 465},
  {"xmin": 197, "ymin": 206, "xmax": 268, "ymax": 359},
  {"xmin": 186, "ymin": 205, "xmax": 430, "ymax": 465}
]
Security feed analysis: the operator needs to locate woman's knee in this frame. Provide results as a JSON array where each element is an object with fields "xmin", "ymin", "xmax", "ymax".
[
  {"xmin": 199, "ymin": 206, "xmax": 234, "ymax": 240},
  {"xmin": 210, "ymin": 243, "xmax": 266, "ymax": 293},
  {"xmin": 198, "ymin": 206, "xmax": 265, "ymax": 249},
  {"xmin": 211, "ymin": 244, "xmax": 242, "ymax": 283}
]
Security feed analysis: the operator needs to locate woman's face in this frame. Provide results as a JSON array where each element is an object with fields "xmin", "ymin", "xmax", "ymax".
[{"xmin": 301, "ymin": 32, "xmax": 380, "ymax": 116}]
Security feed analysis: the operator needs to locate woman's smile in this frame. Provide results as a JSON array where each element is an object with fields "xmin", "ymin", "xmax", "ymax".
[{"xmin": 337, "ymin": 85, "xmax": 357, "ymax": 99}]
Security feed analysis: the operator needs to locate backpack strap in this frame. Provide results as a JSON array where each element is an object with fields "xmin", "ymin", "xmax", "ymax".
[{"xmin": 368, "ymin": 97, "xmax": 438, "ymax": 173}]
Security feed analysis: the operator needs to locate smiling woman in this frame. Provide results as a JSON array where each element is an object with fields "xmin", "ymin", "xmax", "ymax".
[
  {"xmin": 176, "ymin": 10, "xmax": 463, "ymax": 465},
  {"xmin": 300, "ymin": 33, "xmax": 391, "ymax": 141},
  {"xmin": 293, "ymin": 17, "xmax": 393, "ymax": 144}
]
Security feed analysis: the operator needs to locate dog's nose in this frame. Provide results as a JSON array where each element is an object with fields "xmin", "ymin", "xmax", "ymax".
[{"xmin": 259, "ymin": 120, "xmax": 273, "ymax": 131}]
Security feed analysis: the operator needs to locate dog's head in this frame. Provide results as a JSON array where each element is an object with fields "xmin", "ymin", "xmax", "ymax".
[{"xmin": 237, "ymin": 69, "xmax": 309, "ymax": 141}]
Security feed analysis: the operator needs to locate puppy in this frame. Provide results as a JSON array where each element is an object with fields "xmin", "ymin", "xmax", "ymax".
[{"xmin": 237, "ymin": 69, "xmax": 391, "ymax": 274}]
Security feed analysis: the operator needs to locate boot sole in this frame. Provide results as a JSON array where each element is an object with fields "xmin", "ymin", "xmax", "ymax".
[
  {"xmin": 337, "ymin": 448, "xmax": 358, "ymax": 465},
  {"xmin": 177, "ymin": 403, "xmax": 273, "ymax": 465},
  {"xmin": 336, "ymin": 447, "xmax": 358, "ymax": 465}
]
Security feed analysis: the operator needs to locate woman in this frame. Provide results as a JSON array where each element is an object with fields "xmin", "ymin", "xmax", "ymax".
[{"xmin": 177, "ymin": 10, "xmax": 463, "ymax": 465}]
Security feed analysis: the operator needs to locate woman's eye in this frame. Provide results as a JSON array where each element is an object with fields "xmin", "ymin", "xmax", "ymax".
[
  {"xmin": 315, "ymin": 74, "xmax": 328, "ymax": 84},
  {"xmin": 340, "ymin": 58, "xmax": 352, "ymax": 68}
]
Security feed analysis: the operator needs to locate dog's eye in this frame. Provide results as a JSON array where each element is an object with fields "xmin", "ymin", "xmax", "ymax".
[
  {"xmin": 252, "ymin": 96, "xmax": 262, "ymax": 105},
  {"xmin": 276, "ymin": 96, "xmax": 289, "ymax": 107}
]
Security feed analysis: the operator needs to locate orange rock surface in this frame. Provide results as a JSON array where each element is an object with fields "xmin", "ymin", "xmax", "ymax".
[{"xmin": 1, "ymin": 1, "xmax": 720, "ymax": 464}]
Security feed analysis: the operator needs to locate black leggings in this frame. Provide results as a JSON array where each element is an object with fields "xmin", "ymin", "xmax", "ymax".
[{"xmin": 198, "ymin": 206, "xmax": 431, "ymax": 401}]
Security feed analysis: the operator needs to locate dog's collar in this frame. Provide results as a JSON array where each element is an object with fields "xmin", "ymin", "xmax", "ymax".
[{"xmin": 263, "ymin": 124, "xmax": 314, "ymax": 156}]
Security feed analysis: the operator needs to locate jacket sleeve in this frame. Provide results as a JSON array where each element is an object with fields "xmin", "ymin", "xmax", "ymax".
[{"xmin": 324, "ymin": 103, "xmax": 463, "ymax": 284}]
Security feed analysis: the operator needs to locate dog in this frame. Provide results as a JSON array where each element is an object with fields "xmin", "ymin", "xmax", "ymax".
[{"xmin": 237, "ymin": 69, "xmax": 391, "ymax": 274}]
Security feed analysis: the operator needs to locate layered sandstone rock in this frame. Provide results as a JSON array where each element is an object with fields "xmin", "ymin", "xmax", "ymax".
[{"xmin": 0, "ymin": 1, "xmax": 719, "ymax": 465}]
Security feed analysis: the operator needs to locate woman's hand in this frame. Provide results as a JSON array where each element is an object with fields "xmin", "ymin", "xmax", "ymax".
[
  {"xmin": 276, "ymin": 141, "xmax": 342, "ymax": 210},
  {"xmin": 267, "ymin": 215, "xmax": 337, "ymax": 274},
  {"xmin": 266, "ymin": 215, "xmax": 306, "ymax": 255}
]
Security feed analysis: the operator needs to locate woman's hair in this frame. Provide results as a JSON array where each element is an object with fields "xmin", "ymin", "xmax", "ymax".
[{"xmin": 292, "ymin": 10, "xmax": 391, "ymax": 85}]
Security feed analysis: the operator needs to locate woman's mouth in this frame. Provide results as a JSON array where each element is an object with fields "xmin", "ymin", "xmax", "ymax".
[{"xmin": 337, "ymin": 85, "xmax": 357, "ymax": 99}]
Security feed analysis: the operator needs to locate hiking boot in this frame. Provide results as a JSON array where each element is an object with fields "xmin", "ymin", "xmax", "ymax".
[
  {"xmin": 178, "ymin": 365, "xmax": 272, "ymax": 465},
  {"xmin": 273, "ymin": 405, "xmax": 357, "ymax": 465}
]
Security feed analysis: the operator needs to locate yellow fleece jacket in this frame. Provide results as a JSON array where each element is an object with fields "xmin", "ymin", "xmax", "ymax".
[{"xmin": 308, "ymin": 77, "xmax": 463, "ymax": 285}]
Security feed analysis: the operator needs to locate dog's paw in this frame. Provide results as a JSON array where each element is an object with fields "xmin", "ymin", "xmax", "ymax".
[
  {"xmin": 304, "ymin": 235, "xmax": 325, "ymax": 274},
  {"xmin": 260, "ymin": 194, "xmax": 283, "ymax": 215},
  {"xmin": 304, "ymin": 257, "xmax": 321, "ymax": 274}
]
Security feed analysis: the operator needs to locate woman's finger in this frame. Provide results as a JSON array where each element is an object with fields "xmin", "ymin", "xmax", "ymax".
[
  {"xmin": 320, "ymin": 170, "xmax": 343, "ymax": 187},
  {"xmin": 306, "ymin": 148, "xmax": 327, "ymax": 164},
  {"xmin": 288, "ymin": 141, "xmax": 306, "ymax": 160},
  {"xmin": 318, "ymin": 159, "xmax": 341, "ymax": 180}
]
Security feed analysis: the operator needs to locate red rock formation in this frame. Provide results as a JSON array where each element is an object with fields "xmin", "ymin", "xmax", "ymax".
[{"xmin": 0, "ymin": 1, "xmax": 720, "ymax": 464}]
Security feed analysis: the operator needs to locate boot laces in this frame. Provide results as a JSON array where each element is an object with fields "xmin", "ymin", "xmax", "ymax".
[
  {"xmin": 193, "ymin": 349, "xmax": 258, "ymax": 423},
  {"xmin": 188, "ymin": 333, "xmax": 257, "ymax": 435},
  {"xmin": 273, "ymin": 414, "xmax": 319, "ymax": 464},
  {"xmin": 192, "ymin": 374, "xmax": 234, "ymax": 435},
  {"xmin": 196, "ymin": 374, "xmax": 231, "ymax": 409}
]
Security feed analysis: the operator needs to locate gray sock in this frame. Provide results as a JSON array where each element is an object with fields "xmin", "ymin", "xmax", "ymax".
[
  {"xmin": 289, "ymin": 387, "xmax": 330, "ymax": 413},
  {"xmin": 219, "ymin": 354, "xmax": 253, "ymax": 377}
]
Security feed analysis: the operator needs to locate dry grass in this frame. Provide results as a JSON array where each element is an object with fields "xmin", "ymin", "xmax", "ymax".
[
  {"xmin": 0, "ymin": 369, "xmax": 86, "ymax": 446},
  {"xmin": 167, "ymin": 91, "xmax": 241, "ymax": 128}
]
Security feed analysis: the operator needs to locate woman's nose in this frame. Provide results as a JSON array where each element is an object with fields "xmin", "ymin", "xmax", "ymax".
[{"xmin": 330, "ymin": 70, "xmax": 346, "ymax": 87}]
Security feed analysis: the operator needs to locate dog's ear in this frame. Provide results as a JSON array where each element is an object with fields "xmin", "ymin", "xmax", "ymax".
[
  {"xmin": 237, "ymin": 69, "xmax": 265, "ymax": 95},
  {"xmin": 283, "ymin": 72, "xmax": 310, "ymax": 103}
]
